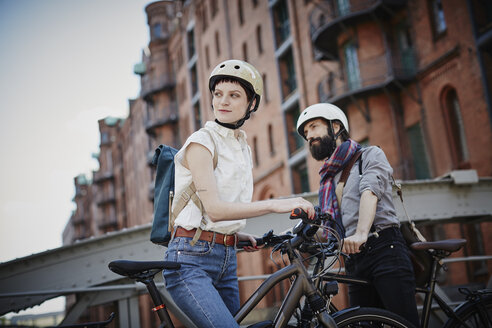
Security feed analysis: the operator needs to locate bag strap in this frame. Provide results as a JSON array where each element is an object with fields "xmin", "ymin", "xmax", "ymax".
[
  {"xmin": 335, "ymin": 150, "xmax": 362, "ymax": 205},
  {"xmin": 392, "ymin": 176, "xmax": 427, "ymax": 241},
  {"xmin": 170, "ymin": 128, "xmax": 219, "ymax": 245}
]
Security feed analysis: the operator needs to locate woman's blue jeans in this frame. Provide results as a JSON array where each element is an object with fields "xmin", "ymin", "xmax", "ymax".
[
  {"xmin": 345, "ymin": 227, "xmax": 421, "ymax": 327},
  {"xmin": 163, "ymin": 236, "xmax": 240, "ymax": 328}
]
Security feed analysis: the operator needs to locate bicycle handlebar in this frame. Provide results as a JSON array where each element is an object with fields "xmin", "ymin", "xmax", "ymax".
[{"xmin": 237, "ymin": 207, "xmax": 334, "ymax": 252}]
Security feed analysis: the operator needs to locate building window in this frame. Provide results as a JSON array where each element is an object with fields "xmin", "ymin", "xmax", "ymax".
[
  {"xmin": 211, "ymin": 0, "xmax": 218, "ymax": 17},
  {"xmin": 272, "ymin": 0, "xmax": 290, "ymax": 48},
  {"xmin": 193, "ymin": 103, "xmax": 201, "ymax": 131},
  {"xmin": 177, "ymin": 46, "xmax": 184, "ymax": 68},
  {"xmin": 101, "ymin": 132, "xmax": 109, "ymax": 145},
  {"xmin": 292, "ymin": 160, "xmax": 310, "ymax": 194},
  {"xmin": 205, "ymin": 45, "xmax": 211, "ymax": 69},
  {"xmin": 318, "ymin": 72, "xmax": 334, "ymax": 102},
  {"xmin": 242, "ymin": 42, "xmax": 248, "ymax": 62},
  {"xmin": 262, "ymin": 74, "xmax": 268, "ymax": 102},
  {"xmin": 152, "ymin": 23, "xmax": 162, "ymax": 40},
  {"xmin": 215, "ymin": 31, "xmax": 221, "ymax": 56},
  {"xmin": 429, "ymin": 0, "xmax": 447, "ymax": 37},
  {"xmin": 190, "ymin": 64, "xmax": 198, "ymax": 97},
  {"xmin": 407, "ymin": 123, "xmax": 431, "ymax": 179},
  {"xmin": 278, "ymin": 48, "xmax": 297, "ymax": 101},
  {"xmin": 285, "ymin": 104, "xmax": 304, "ymax": 156},
  {"xmin": 252, "ymin": 0, "xmax": 259, "ymax": 8},
  {"xmin": 441, "ymin": 88, "xmax": 469, "ymax": 168},
  {"xmin": 262, "ymin": 73, "xmax": 269, "ymax": 103},
  {"xmin": 256, "ymin": 25, "xmax": 263, "ymax": 55},
  {"xmin": 396, "ymin": 23, "xmax": 416, "ymax": 76},
  {"xmin": 343, "ymin": 41, "xmax": 361, "ymax": 91},
  {"xmin": 238, "ymin": 0, "xmax": 244, "ymax": 25},
  {"xmin": 187, "ymin": 28, "xmax": 196, "ymax": 59},
  {"xmin": 253, "ymin": 136, "xmax": 260, "ymax": 167},
  {"xmin": 268, "ymin": 124, "xmax": 275, "ymax": 156},
  {"xmin": 202, "ymin": 3, "xmax": 208, "ymax": 31},
  {"xmin": 337, "ymin": 0, "xmax": 351, "ymax": 16}
]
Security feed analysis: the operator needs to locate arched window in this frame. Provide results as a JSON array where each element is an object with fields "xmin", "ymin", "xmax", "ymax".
[
  {"xmin": 253, "ymin": 136, "xmax": 260, "ymax": 167},
  {"xmin": 268, "ymin": 124, "xmax": 275, "ymax": 156},
  {"xmin": 441, "ymin": 87, "xmax": 469, "ymax": 168},
  {"xmin": 242, "ymin": 42, "xmax": 248, "ymax": 62},
  {"xmin": 256, "ymin": 25, "xmax": 263, "ymax": 54}
]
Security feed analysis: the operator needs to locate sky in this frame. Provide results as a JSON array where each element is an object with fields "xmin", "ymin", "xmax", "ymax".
[{"xmin": 0, "ymin": 0, "xmax": 152, "ymax": 315}]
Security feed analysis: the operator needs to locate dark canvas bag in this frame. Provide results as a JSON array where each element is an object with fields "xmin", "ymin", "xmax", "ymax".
[
  {"xmin": 392, "ymin": 178, "xmax": 433, "ymax": 287},
  {"xmin": 150, "ymin": 144, "xmax": 178, "ymax": 245},
  {"xmin": 150, "ymin": 129, "xmax": 217, "ymax": 246}
]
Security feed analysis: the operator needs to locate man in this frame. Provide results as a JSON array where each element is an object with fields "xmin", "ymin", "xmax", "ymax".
[{"xmin": 296, "ymin": 103, "xmax": 420, "ymax": 327}]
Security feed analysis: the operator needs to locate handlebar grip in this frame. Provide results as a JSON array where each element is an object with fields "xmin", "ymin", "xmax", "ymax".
[
  {"xmin": 237, "ymin": 238, "xmax": 264, "ymax": 248},
  {"xmin": 290, "ymin": 208, "xmax": 308, "ymax": 220}
]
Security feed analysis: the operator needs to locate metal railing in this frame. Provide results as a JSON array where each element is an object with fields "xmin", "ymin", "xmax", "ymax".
[
  {"xmin": 318, "ymin": 52, "xmax": 416, "ymax": 103},
  {"xmin": 140, "ymin": 74, "xmax": 176, "ymax": 100},
  {"xmin": 309, "ymin": 0, "xmax": 406, "ymax": 39}
]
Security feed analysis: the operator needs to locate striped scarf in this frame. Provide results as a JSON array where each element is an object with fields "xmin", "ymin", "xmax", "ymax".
[{"xmin": 319, "ymin": 139, "xmax": 361, "ymax": 238}]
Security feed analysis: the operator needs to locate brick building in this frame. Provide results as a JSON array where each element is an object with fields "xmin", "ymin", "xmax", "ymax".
[{"xmin": 63, "ymin": 0, "xmax": 492, "ymax": 325}]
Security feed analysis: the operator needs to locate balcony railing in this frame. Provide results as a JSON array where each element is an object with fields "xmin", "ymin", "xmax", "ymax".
[
  {"xmin": 140, "ymin": 73, "xmax": 176, "ymax": 101},
  {"xmin": 310, "ymin": 0, "xmax": 406, "ymax": 58},
  {"xmin": 72, "ymin": 215, "xmax": 86, "ymax": 226},
  {"xmin": 96, "ymin": 190, "xmax": 116, "ymax": 206},
  {"xmin": 93, "ymin": 171, "xmax": 114, "ymax": 184},
  {"xmin": 145, "ymin": 102, "xmax": 179, "ymax": 135},
  {"xmin": 319, "ymin": 52, "xmax": 416, "ymax": 105},
  {"xmin": 97, "ymin": 217, "xmax": 118, "ymax": 230}
]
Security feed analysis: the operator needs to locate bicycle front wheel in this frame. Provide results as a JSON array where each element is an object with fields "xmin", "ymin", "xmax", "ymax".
[
  {"xmin": 330, "ymin": 307, "xmax": 416, "ymax": 328},
  {"xmin": 443, "ymin": 293, "xmax": 492, "ymax": 328}
]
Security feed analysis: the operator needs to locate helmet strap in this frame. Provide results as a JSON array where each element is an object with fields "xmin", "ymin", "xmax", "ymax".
[{"xmin": 214, "ymin": 97, "xmax": 256, "ymax": 130}]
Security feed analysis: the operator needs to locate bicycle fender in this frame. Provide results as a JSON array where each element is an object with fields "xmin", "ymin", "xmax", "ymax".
[{"xmin": 330, "ymin": 306, "xmax": 362, "ymax": 319}]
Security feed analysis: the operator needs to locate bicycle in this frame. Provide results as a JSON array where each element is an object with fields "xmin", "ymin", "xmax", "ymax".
[
  {"xmin": 108, "ymin": 209, "xmax": 416, "ymax": 327},
  {"xmin": 291, "ymin": 214, "xmax": 492, "ymax": 328}
]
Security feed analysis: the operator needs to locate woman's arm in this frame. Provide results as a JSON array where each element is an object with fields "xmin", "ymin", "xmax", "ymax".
[{"xmin": 184, "ymin": 142, "xmax": 315, "ymax": 222}]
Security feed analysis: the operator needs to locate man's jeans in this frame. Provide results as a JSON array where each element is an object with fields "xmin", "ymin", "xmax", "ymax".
[
  {"xmin": 163, "ymin": 236, "xmax": 240, "ymax": 328},
  {"xmin": 345, "ymin": 227, "xmax": 421, "ymax": 327}
]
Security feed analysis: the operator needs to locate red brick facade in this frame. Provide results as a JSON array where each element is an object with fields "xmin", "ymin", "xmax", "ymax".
[{"xmin": 63, "ymin": 0, "xmax": 492, "ymax": 325}]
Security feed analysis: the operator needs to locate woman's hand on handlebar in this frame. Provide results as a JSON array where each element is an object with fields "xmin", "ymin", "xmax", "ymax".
[
  {"xmin": 270, "ymin": 197, "xmax": 315, "ymax": 220},
  {"xmin": 236, "ymin": 232, "xmax": 261, "ymax": 252}
]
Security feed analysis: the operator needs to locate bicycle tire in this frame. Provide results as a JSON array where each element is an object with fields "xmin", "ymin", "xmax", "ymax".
[
  {"xmin": 443, "ymin": 293, "xmax": 492, "ymax": 328},
  {"xmin": 328, "ymin": 307, "xmax": 417, "ymax": 328}
]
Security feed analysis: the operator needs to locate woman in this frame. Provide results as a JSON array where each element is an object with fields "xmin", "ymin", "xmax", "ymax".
[{"xmin": 163, "ymin": 59, "xmax": 314, "ymax": 328}]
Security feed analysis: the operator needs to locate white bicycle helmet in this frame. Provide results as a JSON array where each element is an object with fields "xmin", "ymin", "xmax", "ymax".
[
  {"xmin": 296, "ymin": 103, "xmax": 349, "ymax": 139},
  {"xmin": 209, "ymin": 59, "xmax": 263, "ymax": 107},
  {"xmin": 208, "ymin": 59, "xmax": 263, "ymax": 128}
]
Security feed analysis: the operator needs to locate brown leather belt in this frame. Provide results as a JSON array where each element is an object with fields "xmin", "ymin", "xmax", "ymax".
[{"xmin": 174, "ymin": 227, "xmax": 237, "ymax": 246}]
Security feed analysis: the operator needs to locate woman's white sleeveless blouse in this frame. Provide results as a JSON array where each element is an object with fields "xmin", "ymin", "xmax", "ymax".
[{"xmin": 172, "ymin": 121, "xmax": 253, "ymax": 234}]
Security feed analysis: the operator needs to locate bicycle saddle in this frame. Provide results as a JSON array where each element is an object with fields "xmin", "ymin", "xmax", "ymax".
[
  {"xmin": 108, "ymin": 260, "xmax": 181, "ymax": 277},
  {"xmin": 410, "ymin": 239, "xmax": 467, "ymax": 253}
]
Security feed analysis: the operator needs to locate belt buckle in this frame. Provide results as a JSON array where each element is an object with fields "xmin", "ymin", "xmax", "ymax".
[{"xmin": 223, "ymin": 234, "xmax": 228, "ymax": 245}]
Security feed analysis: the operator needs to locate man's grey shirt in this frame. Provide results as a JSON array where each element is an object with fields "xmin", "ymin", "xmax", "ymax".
[{"xmin": 335, "ymin": 146, "xmax": 400, "ymax": 237}]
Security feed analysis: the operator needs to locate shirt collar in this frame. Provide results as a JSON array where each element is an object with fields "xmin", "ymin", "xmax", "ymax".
[{"xmin": 205, "ymin": 121, "xmax": 247, "ymax": 141}]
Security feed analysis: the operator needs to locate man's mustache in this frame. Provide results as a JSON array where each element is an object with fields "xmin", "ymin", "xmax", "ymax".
[{"xmin": 309, "ymin": 137, "xmax": 322, "ymax": 146}]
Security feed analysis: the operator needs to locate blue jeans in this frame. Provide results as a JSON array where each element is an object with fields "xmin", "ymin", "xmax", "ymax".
[
  {"xmin": 163, "ymin": 236, "xmax": 240, "ymax": 328},
  {"xmin": 345, "ymin": 227, "xmax": 420, "ymax": 327}
]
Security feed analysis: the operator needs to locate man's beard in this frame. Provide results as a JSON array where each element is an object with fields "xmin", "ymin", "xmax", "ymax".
[{"xmin": 309, "ymin": 135, "xmax": 336, "ymax": 161}]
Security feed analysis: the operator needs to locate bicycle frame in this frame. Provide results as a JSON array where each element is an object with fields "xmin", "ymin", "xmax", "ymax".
[{"xmin": 235, "ymin": 246, "xmax": 335, "ymax": 327}]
